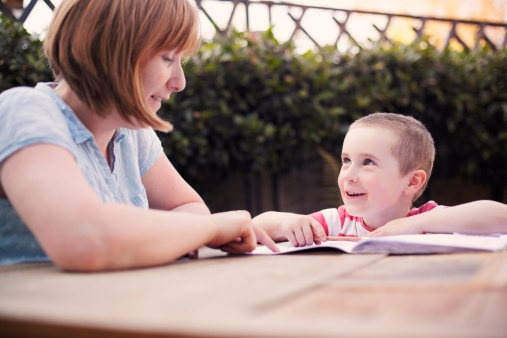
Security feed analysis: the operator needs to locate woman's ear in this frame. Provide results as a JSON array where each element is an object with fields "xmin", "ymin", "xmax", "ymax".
[{"xmin": 404, "ymin": 169, "xmax": 427, "ymax": 196}]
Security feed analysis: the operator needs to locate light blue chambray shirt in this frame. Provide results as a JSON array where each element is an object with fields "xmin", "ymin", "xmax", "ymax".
[{"xmin": 0, "ymin": 83, "xmax": 163, "ymax": 265}]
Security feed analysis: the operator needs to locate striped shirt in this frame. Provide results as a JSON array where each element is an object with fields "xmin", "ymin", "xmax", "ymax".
[{"xmin": 310, "ymin": 201, "xmax": 445, "ymax": 237}]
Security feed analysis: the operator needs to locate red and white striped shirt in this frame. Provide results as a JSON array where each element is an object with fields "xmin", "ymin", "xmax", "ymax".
[{"xmin": 310, "ymin": 201, "xmax": 445, "ymax": 237}]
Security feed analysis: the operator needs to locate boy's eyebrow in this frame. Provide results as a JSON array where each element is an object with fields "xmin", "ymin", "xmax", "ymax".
[
  {"xmin": 342, "ymin": 152, "xmax": 382, "ymax": 161},
  {"xmin": 360, "ymin": 152, "xmax": 379, "ymax": 159},
  {"xmin": 361, "ymin": 153, "xmax": 382, "ymax": 161}
]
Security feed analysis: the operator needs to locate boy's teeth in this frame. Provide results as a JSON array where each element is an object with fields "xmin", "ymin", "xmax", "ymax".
[{"xmin": 348, "ymin": 192, "xmax": 364, "ymax": 196}]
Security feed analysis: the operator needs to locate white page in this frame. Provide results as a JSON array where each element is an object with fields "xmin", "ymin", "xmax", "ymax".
[
  {"xmin": 251, "ymin": 240, "xmax": 359, "ymax": 255},
  {"xmin": 250, "ymin": 234, "xmax": 507, "ymax": 255}
]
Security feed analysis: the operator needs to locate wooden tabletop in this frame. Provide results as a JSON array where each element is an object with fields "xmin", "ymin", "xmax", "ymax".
[{"xmin": 1, "ymin": 247, "xmax": 506, "ymax": 338}]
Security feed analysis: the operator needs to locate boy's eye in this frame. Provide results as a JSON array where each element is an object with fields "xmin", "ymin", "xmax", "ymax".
[
  {"xmin": 341, "ymin": 157, "xmax": 351, "ymax": 165},
  {"xmin": 363, "ymin": 159, "xmax": 375, "ymax": 165}
]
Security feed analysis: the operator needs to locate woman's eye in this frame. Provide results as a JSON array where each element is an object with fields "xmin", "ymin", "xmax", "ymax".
[{"xmin": 162, "ymin": 56, "xmax": 173, "ymax": 64}]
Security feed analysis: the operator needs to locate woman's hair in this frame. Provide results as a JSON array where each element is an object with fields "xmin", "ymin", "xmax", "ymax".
[
  {"xmin": 44, "ymin": 0, "xmax": 201, "ymax": 132},
  {"xmin": 349, "ymin": 112, "xmax": 435, "ymax": 201}
]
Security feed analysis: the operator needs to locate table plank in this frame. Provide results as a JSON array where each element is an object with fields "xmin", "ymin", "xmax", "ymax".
[
  {"xmin": 265, "ymin": 251, "xmax": 507, "ymax": 337},
  {"xmin": 0, "ymin": 248, "xmax": 385, "ymax": 337}
]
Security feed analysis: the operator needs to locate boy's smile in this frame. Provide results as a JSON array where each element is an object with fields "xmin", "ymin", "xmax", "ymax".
[{"xmin": 338, "ymin": 126, "xmax": 414, "ymax": 229}]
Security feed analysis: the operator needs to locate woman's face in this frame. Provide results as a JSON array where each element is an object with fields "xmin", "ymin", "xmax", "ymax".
[{"xmin": 140, "ymin": 50, "xmax": 186, "ymax": 113}]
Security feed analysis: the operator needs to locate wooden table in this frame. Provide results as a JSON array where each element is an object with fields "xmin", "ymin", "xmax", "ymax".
[{"xmin": 1, "ymin": 247, "xmax": 506, "ymax": 338}]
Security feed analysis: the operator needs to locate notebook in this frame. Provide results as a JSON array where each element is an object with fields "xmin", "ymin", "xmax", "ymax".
[{"xmin": 250, "ymin": 233, "xmax": 507, "ymax": 255}]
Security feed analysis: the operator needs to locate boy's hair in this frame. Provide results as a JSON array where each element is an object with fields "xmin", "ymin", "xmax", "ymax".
[
  {"xmin": 44, "ymin": 0, "xmax": 201, "ymax": 132},
  {"xmin": 349, "ymin": 112, "xmax": 435, "ymax": 201}
]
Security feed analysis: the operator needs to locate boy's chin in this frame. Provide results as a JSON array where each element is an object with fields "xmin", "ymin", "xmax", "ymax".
[
  {"xmin": 343, "ymin": 203, "xmax": 373, "ymax": 219},
  {"xmin": 343, "ymin": 205, "xmax": 363, "ymax": 217}
]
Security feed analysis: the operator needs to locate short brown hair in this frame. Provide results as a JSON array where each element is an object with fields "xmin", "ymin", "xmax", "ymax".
[
  {"xmin": 349, "ymin": 112, "xmax": 435, "ymax": 201},
  {"xmin": 44, "ymin": 0, "xmax": 201, "ymax": 132}
]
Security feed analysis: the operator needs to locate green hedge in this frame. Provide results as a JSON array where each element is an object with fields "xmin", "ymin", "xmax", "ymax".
[
  {"xmin": 159, "ymin": 30, "xmax": 507, "ymax": 201},
  {"xmin": 0, "ymin": 15, "xmax": 52, "ymax": 91},
  {"xmin": 1, "ymin": 14, "xmax": 506, "ymax": 201}
]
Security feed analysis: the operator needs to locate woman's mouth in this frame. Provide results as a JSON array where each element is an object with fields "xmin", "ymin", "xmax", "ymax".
[{"xmin": 151, "ymin": 95, "xmax": 163, "ymax": 103}]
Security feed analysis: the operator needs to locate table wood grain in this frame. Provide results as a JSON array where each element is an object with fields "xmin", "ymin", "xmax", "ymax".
[{"xmin": 0, "ymin": 247, "xmax": 506, "ymax": 337}]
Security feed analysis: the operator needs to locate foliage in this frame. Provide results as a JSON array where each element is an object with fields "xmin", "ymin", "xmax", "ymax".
[
  {"xmin": 0, "ymin": 14, "xmax": 53, "ymax": 92},
  {"xmin": 159, "ymin": 32, "xmax": 507, "ymax": 200},
  {"xmin": 158, "ymin": 29, "xmax": 326, "ymax": 179},
  {"xmin": 1, "ymin": 13, "xmax": 505, "ymax": 200},
  {"xmin": 318, "ymin": 41, "xmax": 507, "ymax": 200}
]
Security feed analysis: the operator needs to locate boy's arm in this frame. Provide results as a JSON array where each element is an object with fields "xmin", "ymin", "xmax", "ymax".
[
  {"xmin": 252, "ymin": 211, "xmax": 327, "ymax": 247},
  {"xmin": 369, "ymin": 200, "xmax": 507, "ymax": 237}
]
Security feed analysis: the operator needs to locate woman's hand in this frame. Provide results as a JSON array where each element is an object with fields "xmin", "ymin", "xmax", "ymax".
[
  {"xmin": 206, "ymin": 211, "xmax": 257, "ymax": 254},
  {"xmin": 253, "ymin": 223, "xmax": 280, "ymax": 252}
]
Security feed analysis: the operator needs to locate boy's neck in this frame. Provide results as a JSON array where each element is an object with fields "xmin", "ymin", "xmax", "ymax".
[{"xmin": 362, "ymin": 202, "xmax": 413, "ymax": 230}]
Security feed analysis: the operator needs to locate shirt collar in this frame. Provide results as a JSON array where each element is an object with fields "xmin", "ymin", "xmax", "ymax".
[{"xmin": 35, "ymin": 82, "xmax": 95, "ymax": 144}]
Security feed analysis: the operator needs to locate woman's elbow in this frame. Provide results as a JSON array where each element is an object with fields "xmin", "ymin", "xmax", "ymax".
[{"xmin": 46, "ymin": 222, "xmax": 113, "ymax": 272}]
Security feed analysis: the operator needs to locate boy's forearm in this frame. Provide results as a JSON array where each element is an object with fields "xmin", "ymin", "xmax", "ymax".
[
  {"xmin": 252, "ymin": 211, "xmax": 289, "ymax": 241},
  {"xmin": 421, "ymin": 200, "xmax": 507, "ymax": 234}
]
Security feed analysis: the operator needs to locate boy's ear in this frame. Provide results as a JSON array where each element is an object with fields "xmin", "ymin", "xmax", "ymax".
[{"xmin": 404, "ymin": 169, "xmax": 427, "ymax": 196}]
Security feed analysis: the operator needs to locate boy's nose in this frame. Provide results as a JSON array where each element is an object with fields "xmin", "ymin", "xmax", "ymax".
[{"xmin": 348, "ymin": 176, "xmax": 358, "ymax": 183}]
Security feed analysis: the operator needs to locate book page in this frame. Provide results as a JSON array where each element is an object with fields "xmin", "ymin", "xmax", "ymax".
[
  {"xmin": 250, "ymin": 241, "xmax": 359, "ymax": 255},
  {"xmin": 250, "ymin": 234, "xmax": 507, "ymax": 255},
  {"xmin": 352, "ymin": 234, "xmax": 507, "ymax": 254}
]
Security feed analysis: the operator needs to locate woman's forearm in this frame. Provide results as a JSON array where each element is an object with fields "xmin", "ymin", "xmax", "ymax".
[
  {"xmin": 49, "ymin": 203, "xmax": 217, "ymax": 271},
  {"xmin": 169, "ymin": 202, "xmax": 211, "ymax": 215}
]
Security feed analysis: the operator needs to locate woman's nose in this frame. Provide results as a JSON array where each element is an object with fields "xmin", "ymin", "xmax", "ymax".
[{"xmin": 169, "ymin": 63, "xmax": 186, "ymax": 92}]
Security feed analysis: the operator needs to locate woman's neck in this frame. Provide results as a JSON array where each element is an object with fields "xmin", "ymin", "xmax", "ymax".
[{"xmin": 53, "ymin": 81, "xmax": 117, "ymax": 157}]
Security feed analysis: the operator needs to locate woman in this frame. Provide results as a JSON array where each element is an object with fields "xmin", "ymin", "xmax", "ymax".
[{"xmin": 0, "ymin": 0, "xmax": 277, "ymax": 271}]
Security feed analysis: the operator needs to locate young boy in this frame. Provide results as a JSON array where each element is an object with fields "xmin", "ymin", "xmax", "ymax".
[{"xmin": 253, "ymin": 113, "xmax": 507, "ymax": 247}]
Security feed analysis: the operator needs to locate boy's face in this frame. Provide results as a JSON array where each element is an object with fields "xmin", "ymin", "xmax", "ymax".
[{"xmin": 338, "ymin": 126, "xmax": 413, "ymax": 227}]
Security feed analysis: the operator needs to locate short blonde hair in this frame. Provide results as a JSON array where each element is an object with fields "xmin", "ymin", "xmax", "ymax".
[
  {"xmin": 44, "ymin": 0, "xmax": 201, "ymax": 132},
  {"xmin": 349, "ymin": 112, "xmax": 435, "ymax": 201}
]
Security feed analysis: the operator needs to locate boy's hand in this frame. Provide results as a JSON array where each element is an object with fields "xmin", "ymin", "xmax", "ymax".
[{"xmin": 281, "ymin": 215, "xmax": 327, "ymax": 247}]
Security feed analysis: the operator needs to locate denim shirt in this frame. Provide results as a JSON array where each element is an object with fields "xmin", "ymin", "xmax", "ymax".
[{"xmin": 0, "ymin": 83, "xmax": 163, "ymax": 265}]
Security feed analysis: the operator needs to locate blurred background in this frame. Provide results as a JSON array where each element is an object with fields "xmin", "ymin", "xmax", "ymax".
[{"xmin": 1, "ymin": 0, "xmax": 506, "ymax": 215}]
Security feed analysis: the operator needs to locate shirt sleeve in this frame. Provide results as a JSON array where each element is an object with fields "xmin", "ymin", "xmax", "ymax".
[
  {"xmin": 408, "ymin": 200, "xmax": 446, "ymax": 216},
  {"xmin": 0, "ymin": 87, "xmax": 75, "ymax": 166},
  {"xmin": 134, "ymin": 127, "xmax": 163, "ymax": 176},
  {"xmin": 309, "ymin": 211, "xmax": 329, "ymax": 236}
]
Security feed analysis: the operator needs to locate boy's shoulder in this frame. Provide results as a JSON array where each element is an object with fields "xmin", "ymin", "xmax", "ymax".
[{"xmin": 408, "ymin": 201, "xmax": 446, "ymax": 216}]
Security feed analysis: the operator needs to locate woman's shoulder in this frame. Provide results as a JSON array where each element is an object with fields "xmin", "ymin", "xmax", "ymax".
[
  {"xmin": 0, "ymin": 84, "xmax": 55, "ymax": 104},
  {"xmin": 0, "ymin": 84, "xmax": 66, "ymax": 121},
  {"xmin": 118, "ymin": 127, "xmax": 162, "ymax": 152},
  {"xmin": 116, "ymin": 127, "xmax": 163, "ymax": 174},
  {"xmin": 0, "ymin": 84, "xmax": 76, "ymax": 163}
]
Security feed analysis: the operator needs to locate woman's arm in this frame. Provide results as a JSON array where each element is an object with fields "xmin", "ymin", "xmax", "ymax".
[
  {"xmin": 141, "ymin": 154, "xmax": 210, "ymax": 214},
  {"xmin": 369, "ymin": 200, "xmax": 507, "ymax": 237},
  {"xmin": 0, "ymin": 144, "xmax": 256, "ymax": 271}
]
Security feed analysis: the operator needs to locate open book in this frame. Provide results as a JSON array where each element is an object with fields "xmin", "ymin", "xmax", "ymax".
[{"xmin": 251, "ymin": 233, "xmax": 507, "ymax": 255}]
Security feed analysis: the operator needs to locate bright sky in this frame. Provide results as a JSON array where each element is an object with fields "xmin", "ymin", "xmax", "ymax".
[{"xmin": 16, "ymin": 0, "xmax": 507, "ymax": 52}]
